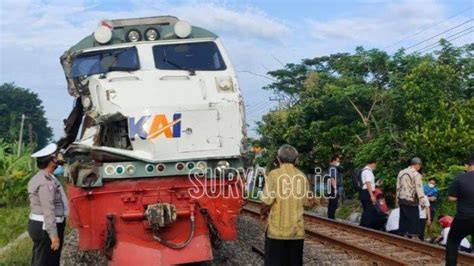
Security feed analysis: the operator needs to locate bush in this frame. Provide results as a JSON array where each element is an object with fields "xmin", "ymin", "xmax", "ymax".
[{"xmin": 0, "ymin": 140, "xmax": 35, "ymax": 206}]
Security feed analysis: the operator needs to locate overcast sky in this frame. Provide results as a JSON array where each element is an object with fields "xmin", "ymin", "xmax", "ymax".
[{"xmin": 0, "ymin": 0, "xmax": 472, "ymax": 139}]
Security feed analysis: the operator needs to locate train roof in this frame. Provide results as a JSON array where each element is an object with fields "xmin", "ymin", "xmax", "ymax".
[{"xmin": 67, "ymin": 16, "xmax": 218, "ymax": 53}]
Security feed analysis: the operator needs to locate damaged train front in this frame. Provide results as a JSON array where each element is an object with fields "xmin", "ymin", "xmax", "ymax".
[{"xmin": 57, "ymin": 16, "xmax": 247, "ymax": 265}]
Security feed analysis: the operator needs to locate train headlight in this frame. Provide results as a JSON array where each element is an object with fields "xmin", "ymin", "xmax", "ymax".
[
  {"xmin": 196, "ymin": 161, "xmax": 207, "ymax": 171},
  {"xmin": 215, "ymin": 76, "xmax": 234, "ymax": 92},
  {"xmin": 94, "ymin": 25, "xmax": 112, "ymax": 44},
  {"xmin": 125, "ymin": 165, "xmax": 136, "ymax": 175},
  {"xmin": 174, "ymin": 20, "xmax": 192, "ymax": 38},
  {"xmin": 104, "ymin": 165, "xmax": 115, "ymax": 175},
  {"xmin": 127, "ymin": 29, "xmax": 141, "ymax": 42},
  {"xmin": 216, "ymin": 160, "xmax": 230, "ymax": 170},
  {"xmin": 145, "ymin": 28, "xmax": 159, "ymax": 41}
]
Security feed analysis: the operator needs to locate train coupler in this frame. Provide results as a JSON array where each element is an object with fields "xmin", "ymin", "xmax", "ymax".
[{"xmin": 144, "ymin": 203, "xmax": 177, "ymax": 228}]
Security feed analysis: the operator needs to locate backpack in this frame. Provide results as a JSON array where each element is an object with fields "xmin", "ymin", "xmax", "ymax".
[{"xmin": 352, "ymin": 168, "xmax": 364, "ymax": 191}]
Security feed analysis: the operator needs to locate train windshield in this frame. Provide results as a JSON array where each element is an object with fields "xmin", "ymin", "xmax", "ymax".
[
  {"xmin": 70, "ymin": 47, "xmax": 140, "ymax": 78},
  {"xmin": 153, "ymin": 42, "xmax": 226, "ymax": 71}
]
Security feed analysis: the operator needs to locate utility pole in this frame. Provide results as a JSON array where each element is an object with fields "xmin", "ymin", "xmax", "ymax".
[
  {"xmin": 17, "ymin": 114, "xmax": 26, "ymax": 157},
  {"xmin": 28, "ymin": 123, "xmax": 33, "ymax": 147},
  {"xmin": 269, "ymin": 95, "xmax": 287, "ymax": 110}
]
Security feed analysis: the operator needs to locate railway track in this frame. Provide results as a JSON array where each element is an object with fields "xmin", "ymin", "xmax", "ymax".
[{"xmin": 242, "ymin": 199, "xmax": 474, "ymax": 265}]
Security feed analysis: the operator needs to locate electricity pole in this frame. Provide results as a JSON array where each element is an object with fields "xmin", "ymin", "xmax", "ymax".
[
  {"xmin": 17, "ymin": 114, "xmax": 26, "ymax": 157},
  {"xmin": 269, "ymin": 95, "xmax": 287, "ymax": 110},
  {"xmin": 28, "ymin": 123, "xmax": 33, "ymax": 147}
]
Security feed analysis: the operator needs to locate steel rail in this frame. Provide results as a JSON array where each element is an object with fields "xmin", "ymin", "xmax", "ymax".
[
  {"xmin": 242, "ymin": 199, "xmax": 474, "ymax": 265},
  {"xmin": 241, "ymin": 201, "xmax": 406, "ymax": 265}
]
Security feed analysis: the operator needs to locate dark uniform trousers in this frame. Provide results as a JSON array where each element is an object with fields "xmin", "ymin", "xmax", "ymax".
[
  {"xmin": 359, "ymin": 190, "xmax": 376, "ymax": 228},
  {"xmin": 264, "ymin": 234, "xmax": 304, "ymax": 266},
  {"xmin": 28, "ymin": 220, "xmax": 66, "ymax": 266},
  {"xmin": 327, "ymin": 193, "xmax": 339, "ymax": 220},
  {"xmin": 446, "ymin": 217, "xmax": 474, "ymax": 266}
]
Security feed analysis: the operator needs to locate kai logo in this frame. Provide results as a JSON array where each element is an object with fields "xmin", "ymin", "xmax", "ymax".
[{"xmin": 128, "ymin": 113, "xmax": 181, "ymax": 140}]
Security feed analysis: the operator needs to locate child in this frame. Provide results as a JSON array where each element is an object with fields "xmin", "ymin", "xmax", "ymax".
[
  {"xmin": 418, "ymin": 203, "xmax": 431, "ymax": 241},
  {"xmin": 373, "ymin": 193, "xmax": 389, "ymax": 230},
  {"xmin": 386, "ymin": 208, "xmax": 400, "ymax": 234},
  {"xmin": 432, "ymin": 216, "xmax": 472, "ymax": 253}
]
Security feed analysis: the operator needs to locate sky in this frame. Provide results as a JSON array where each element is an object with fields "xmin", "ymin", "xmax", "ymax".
[{"xmin": 0, "ymin": 0, "xmax": 473, "ymax": 139}]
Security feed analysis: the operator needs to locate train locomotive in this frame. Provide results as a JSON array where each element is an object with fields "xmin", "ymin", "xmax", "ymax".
[{"xmin": 57, "ymin": 16, "xmax": 247, "ymax": 265}]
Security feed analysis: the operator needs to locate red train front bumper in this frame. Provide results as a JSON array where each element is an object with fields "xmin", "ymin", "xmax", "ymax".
[{"xmin": 67, "ymin": 176, "xmax": 243, "ymax": 265}]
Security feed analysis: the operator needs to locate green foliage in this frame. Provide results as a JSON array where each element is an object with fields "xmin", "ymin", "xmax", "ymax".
[
  {"xmin": 0, "ymin": 140, "xmax": 35, "ymax": 206},
  {"xmin": 257, "ymin": 40, "xmax": 473, "ymax": 197},
  {"xmin": 0, "ymin": 82, "xmax": 53, "ymax": 148},
  {"xmin": 0, "ymin": 235, "xmax": 32, "ymax": 265},
  {"xmin": 0, "ymin": 205, "xmax": 29, "ymax": 246}
]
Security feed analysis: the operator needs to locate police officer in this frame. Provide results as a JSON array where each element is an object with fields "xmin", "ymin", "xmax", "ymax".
[{"xmin": 28, "ymin": 143, "xmax": 69, "ymax": 266}]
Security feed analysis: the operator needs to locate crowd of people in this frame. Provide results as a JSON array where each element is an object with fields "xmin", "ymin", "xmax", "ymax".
[
  {"xmin": 354, "ymin": 156, "xmax": 473, "ymax": 265},
  {"xmin": 251, "ymin": 144, "xmax": 473, "ymax": 266},
  {"xmin": 27, "ymin": 141, "xmax": 472, "ymax": 266}
]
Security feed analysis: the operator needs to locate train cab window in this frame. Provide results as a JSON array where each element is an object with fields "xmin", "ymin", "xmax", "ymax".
[
  {"xmin": 70, "ymin": 47, "xmax": 140, "ymax": 78},
  {"xmin": 153, "ymin": 42, "xmax": 226, "ymax": 71}
]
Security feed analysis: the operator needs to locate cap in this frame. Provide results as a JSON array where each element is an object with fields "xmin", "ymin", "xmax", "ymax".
[
  {"xmin": 31, "ymin": 143, "xmax": 58, "ymax": 158},
  {"xmin": 439, "ymin": 216, "xmax": 453, "ymax": 228},
  {"xmin": 411, "ymin": 157, "xmax": 422, "ymax": 165}
]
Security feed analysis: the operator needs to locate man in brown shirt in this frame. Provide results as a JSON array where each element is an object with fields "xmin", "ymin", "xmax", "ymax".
[
  {"xmin": 260, "ymin": 144, "xmax": 313, "ymax": 266},
  {"xmin": 396, "ymin": 157, "xmax": 428, "ymax": 238}
]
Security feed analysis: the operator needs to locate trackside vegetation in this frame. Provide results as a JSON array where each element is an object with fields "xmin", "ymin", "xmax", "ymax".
[{"xmin": 256, "ymin": 40, "xmax": 473, "ymax": 207}]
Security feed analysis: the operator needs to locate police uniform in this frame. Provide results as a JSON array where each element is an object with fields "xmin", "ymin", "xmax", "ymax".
[{"xmin": 27, "ymin": 143, "xmax": 69, "ymax": 266}]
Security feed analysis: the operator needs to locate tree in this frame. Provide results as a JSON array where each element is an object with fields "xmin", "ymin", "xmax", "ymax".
[
  {"xmin": 0, "ymin": 83, "xmax": 53, "ymax": 147},
  {"xmin": 256, "ymin": 41, "xmax": 473, "ymax": 195}
]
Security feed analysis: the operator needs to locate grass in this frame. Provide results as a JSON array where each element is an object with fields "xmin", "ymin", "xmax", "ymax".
[
  {"xmin": 0, "ymin": 235, "xmax": 32, "ymax": 265},
  {"xmin": 0, "ymin": 204, "xmax": 32, "ymax": 265},
  {"xmin": 336, "ymin": 200, "xmax": 361, "ymax": 220},
  {"xmin": 0, "ymin": 203, "xmax": 73, "ymax": 265},
  {"xmin": 0, "ymin": 205, "xmax": 29, "ymax": 247}
]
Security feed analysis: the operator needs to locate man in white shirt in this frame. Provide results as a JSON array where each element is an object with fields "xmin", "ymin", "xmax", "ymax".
[{"xmin": 359, "ymin": 159, "xmax": 377, "ymax": 229}]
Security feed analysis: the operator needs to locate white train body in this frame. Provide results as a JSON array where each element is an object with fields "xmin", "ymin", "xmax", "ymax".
[{"xmin": 60, "ymin": 17, "xmax": 246, "ymax": 166}]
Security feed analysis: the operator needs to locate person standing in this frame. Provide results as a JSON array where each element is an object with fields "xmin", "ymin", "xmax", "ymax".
[
  {"xmin": 260, "ymin": 144, "xmax": 314, "ymax": 266},
  {"xmin": 424, "ymin": 177, "xmax": 438, "ymax": 234},
  {"xmin": 418, "ymin": 203, "xmax": 431, "ymax": 241},
  {"xmin": 327, "ymin": 155, "xmax": 341, "ymax": 219},
  {"xmin": 28, "ymin": 143, "xmax": 69, "ymax": 266},
  {"xmin": 255, "ymin": 169, "xmax": 266, "ymax": 196},
  {"xmin": 446, "ymin": 155, "xmax": 474, "ymax": 265},
  {"xmin": 359, "ymin": 159, "xmax": 377, "ymax": 229},
  {"xmin": 396, "ymin": 157, "xmax": 429, "ymax": 238}
]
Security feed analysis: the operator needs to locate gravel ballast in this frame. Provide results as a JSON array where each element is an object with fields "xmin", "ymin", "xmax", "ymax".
[{"xmin": 62, "ymin": 215, "xmax": 350, "ymax": 265}]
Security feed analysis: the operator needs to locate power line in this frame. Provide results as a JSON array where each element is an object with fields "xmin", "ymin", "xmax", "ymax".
[
  {"xmin": 412, "ymin": 26, "xmax": 474, "ymax": 54},
  {"xmin": 246, "ymin": 102, "xmax": 275, "ymax": 119},
  {"xmin": 245, "ymin": 99, "xmax": 267, "ymax": 107},
  {"xmin": 416, "ymin": 30, "xmax": 474, "ymax": 54},
  {"xmin": 246, "ymin": 99, "xmax": 274, "ymax": 113},
  {"xmin": 384, "ymin": 6, "xmax": 474, "ymax": 49},
  {"xmin": 404, "ymin": 19, "xmax": 473, "ymax": 50},
  {"xmin": 237, "ymin": 70, "xmax": 276, "ymax": 82},
  {"xmin": 246, "ymin": 100, "xmax": 270, "ymax": 113},
  {"xmin": 246, "ymin": 105, "xmax": 273, "ymax": 119}
]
